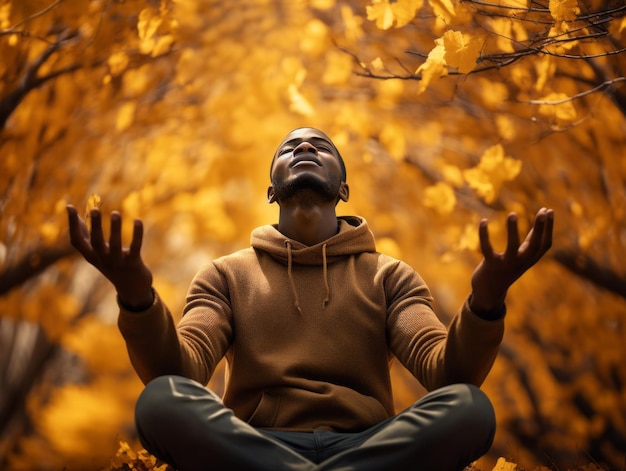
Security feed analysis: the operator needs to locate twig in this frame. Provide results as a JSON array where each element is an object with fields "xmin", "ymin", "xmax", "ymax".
[{"xmin": 528, "ymin": 77, "xmax": 626, "ymax": 105}]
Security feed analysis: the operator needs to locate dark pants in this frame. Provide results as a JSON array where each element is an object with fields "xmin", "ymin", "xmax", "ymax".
[{"xmin": 135, "ymin": 376, "xmax": 496, "ymax": 471}]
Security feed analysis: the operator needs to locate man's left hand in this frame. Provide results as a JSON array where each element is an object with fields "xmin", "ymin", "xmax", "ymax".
[{"xmin": 470, "ymin": 207, "xmax": 554, "ymax": 314}]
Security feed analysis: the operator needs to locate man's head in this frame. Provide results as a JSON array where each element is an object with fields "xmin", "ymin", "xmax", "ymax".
[
  {"xmin": 269, "ymin": 128, "xmax": 347, "ymax": 182},
  {"xmin": 268, "ymin": 128, "xmax": 349, "ymax": 206}
]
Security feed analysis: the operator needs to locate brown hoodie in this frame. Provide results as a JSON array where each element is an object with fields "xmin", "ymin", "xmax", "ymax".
[{"xmin": 118, "ymin": 216, "xmax": 504, "ymax": 432}]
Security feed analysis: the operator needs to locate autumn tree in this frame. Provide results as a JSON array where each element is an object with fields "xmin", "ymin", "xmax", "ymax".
[
  {"xmin": 0, "ymin": 0, "xmax": 624, "ymax": 469},
  {"xmin": 337, "ymin": 0, "xmax": 626, "ymax": 468}
]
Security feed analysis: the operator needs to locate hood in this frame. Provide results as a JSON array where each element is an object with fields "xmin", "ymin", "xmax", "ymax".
[
  {"xmin": 250, "ymin": 216, "xmax": 376, "ymax": 312},
  {"xmin": 250, "ymin": 216, "xmax": 376, "ymax": 266}
]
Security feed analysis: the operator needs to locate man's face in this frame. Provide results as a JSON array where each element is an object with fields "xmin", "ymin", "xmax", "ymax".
[{"xmin": 269, "ymin": 128, "xmax": 347, "ymax": 205}]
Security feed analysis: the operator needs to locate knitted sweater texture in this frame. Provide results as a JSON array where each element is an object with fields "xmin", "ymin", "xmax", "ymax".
[{"xmin": 118, "ymin": 216, "xmax": 504, "ymax": 432}]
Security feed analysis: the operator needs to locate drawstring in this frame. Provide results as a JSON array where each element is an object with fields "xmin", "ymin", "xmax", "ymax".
[
  {"xmin": 284, "ymin": 241, "xmax": 331, "ymax": 312},
  {"xmin": 321, "ymin": 243, "xmax": 330, "ymax": 309},
  {"xmin": 285, "ymin": 241, "xmax": 302, "ymax": 314}
]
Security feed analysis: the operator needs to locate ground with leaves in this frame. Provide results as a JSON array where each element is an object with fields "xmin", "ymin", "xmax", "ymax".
[{"xmin": 104, "ymin": 441, "xmax": 612, "ymax": 471}]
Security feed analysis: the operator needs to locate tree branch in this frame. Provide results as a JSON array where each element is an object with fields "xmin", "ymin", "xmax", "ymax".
[
  {"xmin": 0, "ymin": 244, "xmax": 76, "ymax": 296},
  {"xmin": 3, "ymin": 0, "xmax": 63, "ymax": 33},
  {"xmin": 0, "ymin": 31, "xmax": 80, "ymax": 131},
  {"xmin": 552, "ymin": 248, "xmax": 626, "ymax": 300}
]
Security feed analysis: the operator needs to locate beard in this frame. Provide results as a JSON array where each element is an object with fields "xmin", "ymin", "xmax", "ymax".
[{"xmin": 271, "ymin": 173, "xmax": 342, "ymax": 205}]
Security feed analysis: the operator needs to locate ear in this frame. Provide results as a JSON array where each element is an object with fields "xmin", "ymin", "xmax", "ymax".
[
  {"xmin": 267, "ymin": 186, "xmax": 276, "ymax": 204},
  {"xmin": 338, "ymin": 182, "xmax": 349, "ymax": 203}
]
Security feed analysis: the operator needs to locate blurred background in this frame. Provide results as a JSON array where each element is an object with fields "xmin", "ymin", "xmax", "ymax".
[{"xmin": 0, "ymin": 0, "xmax": 624, "ymax": 469}]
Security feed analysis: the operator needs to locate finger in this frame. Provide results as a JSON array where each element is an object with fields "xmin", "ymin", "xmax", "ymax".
[
  {"xmin": 505, "ymin": 212, "xmax": 520, "ymax": 256},
  {"xmin": 522, "ymin": 208, "xmax": 549, "ymax": 256},
  {"xmin": 67, "ymin": 205, "xmax": 89, "ymax": 247},
  {"xmin": 541, "ymin": 209, "xmax": 554, "ymax": 253},
  {"xmin": 478, "ymin": 218, "xmax": 495, "ymax": 259},
  {"xmin": 129, "ymin": 219, "xmax": 144, "ymax": 258},
  {"xmin": 67, "ymin": 205, "xmax": 101, "ymax": 265},
  {"xmin": 109, "ymin": 211, "xmax": 122, "ymax": 255},
  {"xmin": 89, "ymin": 208, "xmax": 107, "ymax": 253}
]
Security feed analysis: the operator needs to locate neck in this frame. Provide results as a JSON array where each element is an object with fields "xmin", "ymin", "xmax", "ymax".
[{"xmin": 277, "ymin": 202, "xmax": 339, "ymax": 246}]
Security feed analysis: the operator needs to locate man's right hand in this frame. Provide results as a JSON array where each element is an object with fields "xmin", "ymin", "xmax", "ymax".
[{"xmin": 67, "ymin": 204, "xmax": 154, "ymax": 310}]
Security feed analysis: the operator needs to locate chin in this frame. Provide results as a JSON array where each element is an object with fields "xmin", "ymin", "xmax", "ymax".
[{"xmin": 273, "ymin": 175, "xmax": 341, "ymax": 203}]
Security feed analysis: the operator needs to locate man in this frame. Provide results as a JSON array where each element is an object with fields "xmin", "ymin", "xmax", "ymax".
[{"xmin": 67, "ymin": 127, "xmax": 554, "ymax": 470}]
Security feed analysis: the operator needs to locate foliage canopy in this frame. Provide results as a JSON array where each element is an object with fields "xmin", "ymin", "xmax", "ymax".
[{"xmin": 0, "ymin": 0, "xmax": 624, "ymax": 469}]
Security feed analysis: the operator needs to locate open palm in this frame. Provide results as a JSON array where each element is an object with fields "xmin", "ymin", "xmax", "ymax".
[
  {"xmin": 470, "ymin": 208, "xmax": 554, "ymax": 314},
  {"xmin": 67, "ymin": 205, "xmax": 154, "ymax": 309}
]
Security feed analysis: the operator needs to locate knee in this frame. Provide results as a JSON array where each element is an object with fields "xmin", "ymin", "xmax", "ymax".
[
  {"xmin": 442, "ymin": 383, "xmax": 496, "ymax": 441},
  {"xmin": 135, "ymin": 376, "xmax": 177, "ymax": 429},
  {"xmin": 417, "ymin": 383, "xmax": 496, "ymax": 435},
  {"xmin": 135, "ymin": 375, "xmax": 216, "ymax": 430}
]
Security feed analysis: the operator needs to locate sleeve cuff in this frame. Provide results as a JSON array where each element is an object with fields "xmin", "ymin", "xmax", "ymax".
[
  {"xmin": 468, "ymin": 295, "xmax": 507, "ymax": 321},
  {"xmin": 117, "ymin": 288, "xmax": 157, "ymax": 313}
]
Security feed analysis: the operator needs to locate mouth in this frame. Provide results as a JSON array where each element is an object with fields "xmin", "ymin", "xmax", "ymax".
[{"xmin": 290, "ymin": 153, "xmax": 322, "ymax": 168}]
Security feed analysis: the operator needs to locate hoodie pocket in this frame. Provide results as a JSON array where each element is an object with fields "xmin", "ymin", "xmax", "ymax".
[{"xmin": 248, "ymin": 392, "xmax": 281, "ymax": 427}]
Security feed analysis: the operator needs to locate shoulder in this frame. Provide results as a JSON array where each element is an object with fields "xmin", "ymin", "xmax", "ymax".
[
  {"xmin": 190, "ymin": 248, "xmax": 257, "ymax": 279},
  {"xmin": 373, "ymin": 252, "xmax": 415, "ymax": 275},
  {"xmin": 199, "ymin": 247, "xmax": 259, "ymax": 273}
]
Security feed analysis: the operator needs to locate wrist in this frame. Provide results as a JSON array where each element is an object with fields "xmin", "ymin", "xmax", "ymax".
[
  {"xmin": 468, "ymin": 293, "xmax": 506, "ymax": 320},
  {"xmin": 118, "ymin": 288, "xmax": 155, "ymax": 312}
]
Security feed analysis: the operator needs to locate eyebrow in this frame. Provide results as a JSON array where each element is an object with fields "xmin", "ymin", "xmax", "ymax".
[{"xmin": 280, "ymin": 136, "xmax": 332, "ymax": 148}]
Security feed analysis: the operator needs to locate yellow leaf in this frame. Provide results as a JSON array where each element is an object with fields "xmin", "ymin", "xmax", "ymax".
[
  {"xmin": 86, "ymin": 194, "xmax": 102, "ymax": 214},
  {"xmin": 341, "ymin": 5, "xmax": 364, "ymax": 41},
  {"xmin": 498, "ymin": 0, "xmax": 528, "ymax": 9},
  {"xmin": 115, "ymin": 102, "xmax": 136, "ymax": 131},
  {"xmin": 429, "ymin": 0, "xmax": 455, "ymax": 23},
  {"xmin": 442, "ymin": 30, "xmax": 482, "ymax": 74},
  {"xmin": 549, "ymin": 0, "xmax": 580, "ymax": 21},
  {"xmin": 390, "ymin": 0, "xmax": 424, "ymax": 28},
  {"xmin": 137, "ymin": 8, "xmax": 162, "ymax": 41},
  {"xmin": 423, "ymin": 182, "xmax": 456, "ymax": 215},
  {"xmin": 476, "ymin": 78, "xmax": 508, "ymax": 109},
  {"xmin": 495, "ymin": 114, "xmax": 516, "ymax": 141},
  {"xmin": 371, "ymin": 57, "xmax": 385, "ymax": 71},
  {"xmin": 534, "ymin": 55, "xmax": 555, "ymax": 92},
  {"xmin": 454, "ymin": 222, "xmax": 480, "ymax": 252},
  {"xmin": 367, "ymin": 0, "xmax": 422, "ymax": 29},
  {"xmin": 546, "ymin": 21, "xmax": 579, "ymax": 53},
  {"xmin": 367, "ymin": 0, "xmax": 394, "ymax": 30},
  {"xmin": 441, "ymin": 164, "xmax": 464, "ymax": 187},
  {"xmin": 151, "ymin": 34, "xmax": 174, "ymax": 57},
  {"xmin": 537, "ymin": 92, "xmax": 577, "ymax": 123},
  {"xmin": 0, "ymin": 3, "xmax": 11, "ymax": 29},
  {"xmin": 300, "ymin": 19, "xmax": 328, "ymax": 55},
  {"xmin": 311, "ymin": 0, "xmax": 335, "ymax": 8},
  {"xmin": 609, "ymin": 16, "xmax": 626, "ymax": 36},
  {"xmin": 480, "ymin": 145, "xmax": 522, "ymax": 177},
  {"xmin": 488, "ymin": 18, "xmax": 515, "ymax": 53},
  {"xmin": 415, "ymin": 41, "xmax": 447, "ymax": 94},
  {"xmin": 463, "ymin": 145, "xmax": 522, "ymax": 203},
  {"xmin": 492, "ymin": 457, "xmax": 519, "ymax": 471},
  {"xmin": 108, "ymin": 51, "xmax": 129, "ymax": 76},
  {"xmin": 379, "ymin": 122, "xmax": 406, "ymax": 161}
]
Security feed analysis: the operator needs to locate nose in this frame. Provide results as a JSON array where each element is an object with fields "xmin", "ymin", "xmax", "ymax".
[{"xmin": 293, "ymin": 141, "xmax": 318, "ymax": 155}]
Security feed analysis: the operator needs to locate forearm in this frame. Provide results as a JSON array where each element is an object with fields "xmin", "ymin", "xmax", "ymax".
[
  {"xmin": 468, "ymin": 292, "xmax": 506, "ymax": 321},
  {"xmin": 117, "ymin": 291, "xmax": 185, "ymax": 384},
  {"xmin": 442, "ymin": 298, "xmax": 505, "ymax": 387}
]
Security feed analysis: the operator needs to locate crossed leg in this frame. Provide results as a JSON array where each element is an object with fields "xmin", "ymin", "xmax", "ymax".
[{"xmin": 135, "ymin": 376, "xmax": 495, "ymax": 471}]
